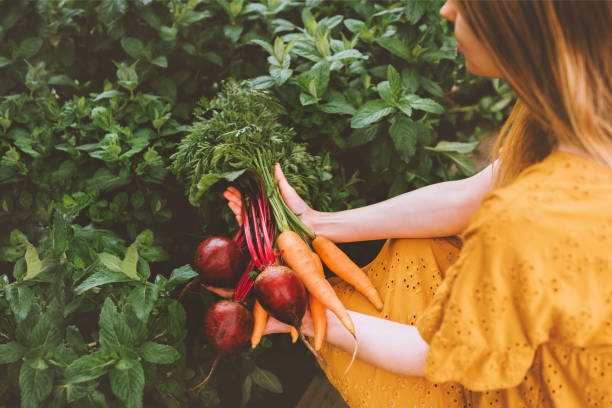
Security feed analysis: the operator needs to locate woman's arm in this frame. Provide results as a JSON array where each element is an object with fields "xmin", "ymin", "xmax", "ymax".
[
  {"xmin": 277, "ymin": 162, "xmax": 497, "ymax": 243},
  {"xmin": 265, "ymin": 309, "xmax": 429, "ymax": 377}
]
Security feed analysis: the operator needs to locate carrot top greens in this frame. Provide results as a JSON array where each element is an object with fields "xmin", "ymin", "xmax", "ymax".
[{"xmin": 169, "ymin": 81, "xmax": 330, "ymax": 238}]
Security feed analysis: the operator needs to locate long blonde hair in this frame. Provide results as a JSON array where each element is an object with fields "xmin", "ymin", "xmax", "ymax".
[{"xmin": 457, "ymin": 1, "xmax": 612, "ymax": 186}]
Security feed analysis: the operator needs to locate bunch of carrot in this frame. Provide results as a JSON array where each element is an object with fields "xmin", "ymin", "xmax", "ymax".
[{"xmin": 232, "ymin": 177, "xmax": 383, "ymax": 370}]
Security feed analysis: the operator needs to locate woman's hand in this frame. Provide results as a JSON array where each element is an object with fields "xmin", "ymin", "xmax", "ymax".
[
  {"xmin": 222, "ymin": 163, "xmax": 320, "ymax": 234},
  {"xmin": 223, "ymin": 186, "xmax": 244, "ymax": 227},
  {"xmin": 273, "ymin": 163, "xmax": 319, "ymax": 233},
  {"xmin": 262, "ymin": 308, "xmax": 314, "ymax": 337}
]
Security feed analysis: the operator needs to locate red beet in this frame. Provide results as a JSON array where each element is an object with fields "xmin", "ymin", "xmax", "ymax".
[
  {"xmin": 194, "ymin": 236, "xmax": 244, "ymax": 287},
  {"xmin": 253, "ymin": 265, "xmax": 325, "ymax": 365},
  {"xmin": 253, "ymin": 265, "xmax": 307, "ymax": 328},
  {"xmin": 190, "ymin": 300, "xmax": 254, "ymax": 391}
]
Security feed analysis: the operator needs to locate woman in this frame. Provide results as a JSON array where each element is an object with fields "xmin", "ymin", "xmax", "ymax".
[{"xmin": 224, "ymin": 1, "xmax": 612, "ymax": 406}]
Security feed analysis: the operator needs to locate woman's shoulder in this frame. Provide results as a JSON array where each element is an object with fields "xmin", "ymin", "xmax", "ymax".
[
  {"xmin": 480, "ymin": 151, "xmax": 610, "ymax": 217},
  {"xmin": 463, "ymin": 151, "xmax": 612, "ymax": 250}
]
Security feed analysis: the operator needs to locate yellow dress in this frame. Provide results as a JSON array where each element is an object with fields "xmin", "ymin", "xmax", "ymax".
[{"xmin": 320, "ymin": 151, "xmax": 612, "ymax": 407}]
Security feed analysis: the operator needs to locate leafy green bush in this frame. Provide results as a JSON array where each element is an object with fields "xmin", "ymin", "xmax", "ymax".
[
  {"xmin": 0, "ymin": 208, "xmax": 196, "ymax": 408},
  {"xmin": 247, "ymin": 0, "xmax": 498, "ymax": 204},
  {"xmin": 0, "ymin": 0, "xmax": 513, "ymax": 407}
]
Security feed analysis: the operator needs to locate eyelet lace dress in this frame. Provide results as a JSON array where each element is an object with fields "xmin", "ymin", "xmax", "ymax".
[{"xmin": 319, "ymin": 151, "xmax": 612, "ymax": 408}]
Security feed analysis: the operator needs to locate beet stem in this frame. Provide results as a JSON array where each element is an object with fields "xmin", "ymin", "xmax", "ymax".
[
  {"xmin": 188, "ymin": 354, "xmax": 221, "ymax": 392},
  {"xmin": 250, "ymin": 200, "xmax": 266, "ymax": 264},
  {"xmin": 242, "ymin": 200, "xmax": 262, "ymax": 269},
  {"xmin": 257, "ymin": 195, "xmax": 274, "ymax": 264},
  {"xmin": 298, "ymin": 330, "xmax": 327, "ymax": 367},
  {"xmin": 177, "ymin": 277, "xmax": 200, "ymax": 300}
]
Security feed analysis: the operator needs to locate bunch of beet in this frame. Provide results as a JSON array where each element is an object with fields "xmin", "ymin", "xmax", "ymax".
[{"xmin": 186, "ymin": 184, "xmax": 327, "ymax": 391}]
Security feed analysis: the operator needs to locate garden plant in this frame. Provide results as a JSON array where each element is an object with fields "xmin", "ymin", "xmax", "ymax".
[{"xmin": 0, "ymin": 0, "xmax": 512, "ymax": 407}]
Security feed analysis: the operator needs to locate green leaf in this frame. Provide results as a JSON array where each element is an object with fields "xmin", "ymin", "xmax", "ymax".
[
  {"xmin": 19, "ymin": 361, "xmax": 53, "ymax": 405},
  {"xmin": 299, "ymin": 92, "xmax": 318, "ymax": 106},
  {"xmin": 376, "ymin": 36, "xmax": 413, "ymax": 61},
  {"xmin": 151, "ymin": 55, "xmax": 168, "ymax": 68},
  {"xmin": 127, "ymin": 282, "xmax": 158, "ymax": 321},
  {"xmin": 442, "ymin": 152, "xmax": 477, "ymax": 176},
  {"xmin": 347, "ymin": 125, "xmax": 378, "ymax": 148},
  {"xmin": 99, "ymin": 298, "xmax": 134, "ymax": 353},
  {"xmin": 251, "ymin": 367, "xmax": 282, "ymax": 394},
  {"xmin": 223, "ymin": 24, "xmax": 243, "ymax": 43},
  {"xmin": 405, "ymin": 0, "xmax": 428, "ymax": 24},
  {"xmin": 65, "ymin": 352, "xmax": 114, "ymax": 384},
  {"xmin": 190, "ymin": 173, "xmax": 221, "ymax": 206},
  {"xmin": 401, "ymin": 67, "xmax": 420, "ymax": 94},
  {"xmin": 19, "ymin": 37, "xmax": 43, "ymax": 58},
  {"xmin": 74, "ymin": 261, "xmax": 131, "ymax": 294},
  {"xmin": 153, "ymin": 77, "xmax": 177, "ymax": 100},
  {"xmin": 166, "ymin": 264, "xmax": 198, "ymax": 292},
  {"xmin": 66, "ymin": 325, "xmax": 87, "ymax": 354},
  {"xmin": 131, "ymin": 191, "xmax": 145, "ymax": 209},
  {"xmin": 410, "ymin": 97, "xmax": 444, "ymax": 114},
  {"xmin": 250, "ymin": 75, "xmax": 275, "ymax": 89},
  {"xmin": 109, "ymin": 360, "xmax": 144, "ymax": 408},
  {"xmin": 396, "ymin": 98, "xmax": 412, "ymax": 117},
  {"xmin": 134, "ymin": 229, "xmax": 154, "ymax": 247},
  {"xmin": 28, "ymin": 315, "xmax": 61, "ymax": 350},
  {"xmin": 120, "ymin": 243, "xmax": 140, "ymax": 280},
  {"xmin": 94, "ymin": 90, "xmax": 122, "ymax": 101},
  {"xmin": 311, "ymin": 61, "xmax": 330, "ymax": 97},
  {"xmin": 23, "ymin": 244, "xmax": 42, "ymax": 280},
  {"xmin": 371, "ymin": 137, "xmax": 393, "ymax": 172},
  {"xmin": 419, "ymin": 76, "xmax": 444, "ymax": 98},
  {"xmin": 389, "ymin": 116, "xmax": 418, "ymax": 162},
  {"xmin": 0, "ymin": 56, "xmax": 12, "ymax": 68},
  {"xmin": 351, "ymin": 99, "xmax": 395, "ymax": 128},
  {"xmin": 160, "ymin": 25, "xmax": 177, "ymax": 42},
  {"xmin": 377, "ymin": 81, "xmax": 392, "ymax": 103},
  {"xmin": 138, "ymin": 246, "xmax": 170, "ymax": 262},
  {"xmin": 6, "ymin": 283, "xmax": 34, "ymax": 321},
  {"xmin": 269, "ymin": 66, "xmax": 292, "ymax": 86},
  {"xmin": 120, "ymin": 37, "xmax": 144, "ymax": 58},
  {"xmin": 98, "ymin": 252, "xmax": 122, "ymax": 272},
  {"xmin": 319, "ymin": 100, "xmax": 356, "ymax": 115},
  {"xmin": 10, "ymin": 229, "xmax": 29, "ymax": 246},
  {"xmin": 203, "ymin": 51, "xmax": 223, "ymax": 66},
  {"xmin": 344, "ymin": 19, "xmax": 366, "ymax": 34},
  {"xmin": 138, "ymin": 342, "xmax": 180, "ymax": 364},
  {"xmin": 166, "ymin": 299, "xmax": 187, "ymax": 338},
  {"xmin": 51, "ymin": 210, "xmax": 68, "ymax": 255},
  {"xmin": 327, "ymin": 49, "xmax": 364, "ymax": 61},
  {"xmin": 250, "ymin": 39, "xmax": 274, "ymax": 55},
  {"xmin": 426, "ymin": 141, "xmax": 479, "ymax": 154},
  {"xmin": 242, "ymin": 375, "xmax": 253, "ymax": 407},
  {"xmin": 388, "ymin": 176, "xmax": 407, "ymax": 198},
  {"xmin": 65, "ymin": 382, "xmax": 98, "ymax": 404},
  {"xmin": 0, "ymin": 341, "xmax": 25, "ymax": 364},
  {"xmin": 48, "ymin": 75, "xmax": 77, "ymax": 87},
  {"xmin": 181, "ymin": 10, "xmax": 211, "ymax": 26},
  {"xmin": 98, "ymin": 0, "xmax": 127, "ymax": 24},
  {"xmin": 388, "ymin": 65, "xmax": 402, "ymax": 99},
  {"xmin": 0, "ymin": 245, "xmax": 25, "ymax": 262}
]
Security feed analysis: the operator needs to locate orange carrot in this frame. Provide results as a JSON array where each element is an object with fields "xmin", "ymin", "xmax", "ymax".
[
  {"xmin": 277, "ymin": 231, "xmax": 355, "ymax": 336},
  {"xmin": 251, "ymin": 299, "xmax": 268, "ymax": 349},
  {"xmin": 312, "ymin": 235, "xmax": 383, "ymax": 311},
  {"xmin": 290, "ymin": 326, "xmax": 299, "ymax": 343},
  {"xmin": 309, "ymin": 252, "xmax": 327, "ymax": 351}
]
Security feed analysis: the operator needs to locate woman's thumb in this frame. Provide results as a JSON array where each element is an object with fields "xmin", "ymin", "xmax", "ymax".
[{"xmin": 274, "ymin": 163, "xmax": 308, "ymax": 214}]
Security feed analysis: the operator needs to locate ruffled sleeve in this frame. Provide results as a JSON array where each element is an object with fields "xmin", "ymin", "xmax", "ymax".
[{"xmin": 416, "ymin": 191, "xmax": 555, "ymax": 391}]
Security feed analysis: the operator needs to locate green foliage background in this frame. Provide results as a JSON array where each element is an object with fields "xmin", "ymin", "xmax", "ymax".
[{"xmin": 0, "ymin": 0, "xmax": 513, "ymax": 407}]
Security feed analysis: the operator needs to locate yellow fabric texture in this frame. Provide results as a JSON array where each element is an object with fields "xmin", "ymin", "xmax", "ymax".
[{"xmin": 320, "ymin": 151, "xmax": 612, "ymax": 407}]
